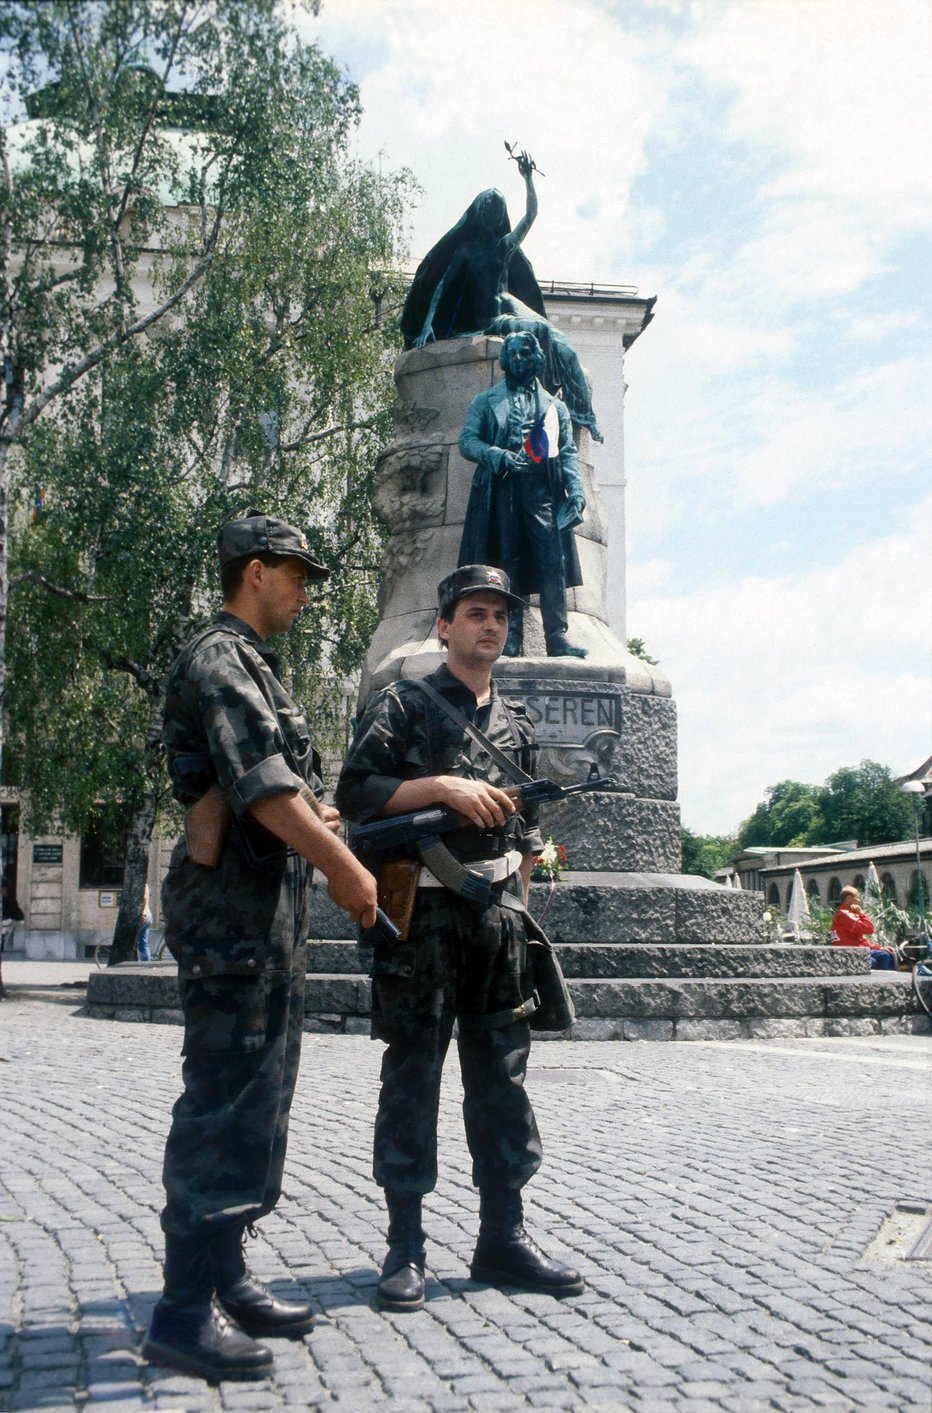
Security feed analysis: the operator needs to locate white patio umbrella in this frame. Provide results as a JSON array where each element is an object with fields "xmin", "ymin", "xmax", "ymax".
[
  {"xmin": 724, "ymin": 874, "xmax": 733, "ymax": 888},
  {"xmin": 864, "ymin": 861, "xmax": 882, "ymax": 910},
  {"xmin": 785, "ymin": 868, "xmax": 811, "ymax": 941},
  {"xmin": 732, "ymin": 871, "xmax": 742, "ymax": 891}
]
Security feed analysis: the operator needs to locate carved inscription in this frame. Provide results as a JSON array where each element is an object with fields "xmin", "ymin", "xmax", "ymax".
[{"xmin": 522, "ymin": 689, "xmax": 621, "ymax": 745}]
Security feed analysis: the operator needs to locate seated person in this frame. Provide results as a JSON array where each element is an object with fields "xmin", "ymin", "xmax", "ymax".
[{"xmin": 831, "ymin": 886, "xmax": 896, "ymax": 969}]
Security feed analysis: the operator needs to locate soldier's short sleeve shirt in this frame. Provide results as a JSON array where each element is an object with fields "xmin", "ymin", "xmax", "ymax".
[{"xmin": 163, "ymin": 611, "xmax": 320, "ymax": 814}]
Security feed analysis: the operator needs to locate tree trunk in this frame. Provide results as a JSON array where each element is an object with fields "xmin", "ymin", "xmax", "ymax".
[
  {"xmin": 109, "ymin": 690, "xmax": 164, "ymax": 965},
  {"xmin": 0, "ymin": 431, "xmax": 11, "ymax": 779},
  {"xmin": 110, "ymin": 785, "xmax": 158, "ymax": 965}
]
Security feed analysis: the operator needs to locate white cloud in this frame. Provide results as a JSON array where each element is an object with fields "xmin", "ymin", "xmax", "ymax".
[
  {"xmin": 624, "ymin": 296, "xmax": 930, "ymax": 528},
  {"xmin": 633, "ymin": 500, "xmax": 932, "ymax": 832},
  {"xmin": 684, "ymin": 0, "xmax": 931, "ymax": 213},
  {"xmin": 305, "ymin": 0, "xmax": 931, "ymax": 836},
  {"xmin": 728, "ymin": 356, "xmax": 931, "ymax": 505},
  {"xmin": 679, "ymin": 0, "xmax": 932, "ymax": 302},
  {"xmin": 310, "ymin": 0, "xmax": 673, "ymax": 279}
]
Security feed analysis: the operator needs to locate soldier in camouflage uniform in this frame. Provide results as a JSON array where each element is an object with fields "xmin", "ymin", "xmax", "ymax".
[
  {"xmin": 336, "ymin": 564, "xmax": 584, "ymax": 1312},
  {"xmin": 143, "ymin": 513, "xmax": 377, "ymax": 1383}
]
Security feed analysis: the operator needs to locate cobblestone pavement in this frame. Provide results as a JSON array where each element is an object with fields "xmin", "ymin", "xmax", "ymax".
[{"xmin": 1, "ymin": 990, "xmax": 930, "ymax": 1412}]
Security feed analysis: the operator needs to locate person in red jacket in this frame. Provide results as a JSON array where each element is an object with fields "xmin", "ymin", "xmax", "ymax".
[{"xmin": 831, "ymin": 886, "xmax": 896, "ymax": 969}]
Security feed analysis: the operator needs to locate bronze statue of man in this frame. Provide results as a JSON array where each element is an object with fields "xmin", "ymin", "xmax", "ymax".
[{"xmin": 458, "ymin": 332, "xmax": 588, "ymax": 659}]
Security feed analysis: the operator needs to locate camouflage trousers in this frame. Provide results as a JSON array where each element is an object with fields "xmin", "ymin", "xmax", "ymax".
[
  {"xmin": 371, "ymin": 887, "xmax": 543, "ymax": 1195},
  {"xmin": 160, "ymin": 862, "xmax": 308, "ymax": 1237}
]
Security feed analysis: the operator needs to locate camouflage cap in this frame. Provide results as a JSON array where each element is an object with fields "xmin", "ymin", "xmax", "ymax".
[
  {"xmin": 217, "ymin": 513, "xmax": 329, "ymax": 579},
  {"xmin": 437, "ymin": 564, "xmax": 523, "ymax": 617}
]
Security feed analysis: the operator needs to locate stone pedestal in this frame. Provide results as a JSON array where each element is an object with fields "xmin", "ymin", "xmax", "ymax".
[
  {"xmin": 357, "ymin": 335, "xmax": 766, "ymax": 952},
  {"xmin": 363, "ymin": 337, "xmax": 688, "ymax": 880}
]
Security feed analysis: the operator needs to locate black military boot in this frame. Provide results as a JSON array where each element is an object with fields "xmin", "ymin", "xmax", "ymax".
[
  {"xmin": 377, "ymin": 1192, "xmax": 426, "ymax": 1312},
  {"xmin": 142, "ymin": 1233, "xmax": 274, "ymax": 1382},
  {"xmin": 546, "ymin": 634, "xmax": 588, "ymax": 659},
  {"xmin": 470, "ymin": 1188, "xmax": 584, "ymax": 1297},
  {"xmin": 503, "ymin": 608, "xmax": 524, "ymax": 657},
  {"xmin": 212, "ymin": 1224, "xmax": 315, "ymax": 1339}
]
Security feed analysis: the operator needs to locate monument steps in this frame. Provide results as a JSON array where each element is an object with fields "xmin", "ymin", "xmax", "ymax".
[
  {"xmin": 85, "ymin": 944, "xmax": 928, "ymax": 1041},
  {"xmin": 299, "ymin": 941, "xmax": 871, "ymax": 981}
]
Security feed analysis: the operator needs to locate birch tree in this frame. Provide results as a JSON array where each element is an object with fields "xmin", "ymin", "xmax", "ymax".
[{"xmin": 2, "ymin": 1, "xmax": 410, "ymax": 960}]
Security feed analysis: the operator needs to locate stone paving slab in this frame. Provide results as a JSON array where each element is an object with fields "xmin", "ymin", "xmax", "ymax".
[{"xmin": 1, "ymin": 995, "xmax": 930, "ymax": 1411}]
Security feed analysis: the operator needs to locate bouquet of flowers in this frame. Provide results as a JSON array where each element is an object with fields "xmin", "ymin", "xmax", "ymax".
[{"xmin": 531, "ymin": 838, "xmax": 567, "ymax": 882}]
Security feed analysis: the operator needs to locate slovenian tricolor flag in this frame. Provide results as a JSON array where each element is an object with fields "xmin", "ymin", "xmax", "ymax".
[{"xmin": 523, "ymin": 402, "xmax": 560, "ymax": 463}]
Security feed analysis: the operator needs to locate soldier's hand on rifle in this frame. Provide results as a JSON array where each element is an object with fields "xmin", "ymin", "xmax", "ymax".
[{"xmin": 437, "ymin": 776, "xmax": 517, "ymax": 828}]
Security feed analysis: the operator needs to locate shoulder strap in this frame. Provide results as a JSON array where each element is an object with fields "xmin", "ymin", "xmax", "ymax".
[
  {"xmin": 498, "ymin": 697, "xmax": 536, "ymax": 778},
  {"xmin": 402, "ymin": 677, "xmax": 533, "ymax": 785}
]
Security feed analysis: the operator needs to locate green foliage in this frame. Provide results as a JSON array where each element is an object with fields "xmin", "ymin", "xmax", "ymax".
[
  {"xmin": 865, "ymin": 889, "xmax": 928, "ymax": 947},
  {"xmin": 3, "ymin": 0, "xmax": 413, "ymax": 844},
  {"xmin": 802, "ymin": 898, "xmax": 836, "ymax": 944},
  {"xmin": 626, "ymin": 636, "xmax": 658, "ymax": 665},
  {"xmin": 681, "ymin": 827, "xmax": 736, "ymax": 879},
  {"xmin": 736, "ymin": 761, "xmax": 915, "ymax": 851},
  {"xmin": 1, "ymin": 2, "xmax": 412, "ymax": 958},
  {"xmin": 820, "ymin": 761, "xmax": 915, "ymax": 847},
  {"xmin": 737, "ymin": 779, "xmax": 825, "ymax": 849}
]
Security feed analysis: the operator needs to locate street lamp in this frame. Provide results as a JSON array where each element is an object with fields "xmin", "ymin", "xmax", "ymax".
[{"xmin": 901, "ymin": 780, "xmax": 928, "ymax": 930}]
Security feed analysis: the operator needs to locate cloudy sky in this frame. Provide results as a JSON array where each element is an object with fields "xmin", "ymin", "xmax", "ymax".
[{"xmin": 305, "ymin": 0, "xmax": 931, "ymax": 835}]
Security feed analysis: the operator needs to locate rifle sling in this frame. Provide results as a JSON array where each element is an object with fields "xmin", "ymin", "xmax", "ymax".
[{"xmin": 404, "ymin": 678, "xmax": 534, "ymax": 786}]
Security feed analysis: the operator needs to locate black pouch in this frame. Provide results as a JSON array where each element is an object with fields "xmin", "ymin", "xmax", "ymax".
[{"xmin": 522, "ymin": 912, "xmax": 575, "ymax": 1033}]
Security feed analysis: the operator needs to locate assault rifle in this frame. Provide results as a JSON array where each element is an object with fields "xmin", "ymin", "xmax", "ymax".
[{"xmin": 352, "ymin": 764, "xmax": 615, "ymax": 858}]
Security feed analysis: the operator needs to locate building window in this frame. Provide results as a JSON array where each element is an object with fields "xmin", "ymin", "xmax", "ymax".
[
  {"xmin": 768, "ymin": 883, "xmax": 781, "ymax": 908},
  {"xmin": 827, "ymin": 877, "xmax": 841, "ymax": 904},
  {"xmin": 853, "ymin": 874, "xmax": 865, "ymax": 892},
  {"xmin": 806, "ymin": 879, "xmax": 820, "ymax": 902},
  {"xmin": 881, "ymin": 873, "xmax": 897, "ymax": 902},
  {"xmin": 79, "ymin": 817, "xmax": 126, "ymax": 889}
]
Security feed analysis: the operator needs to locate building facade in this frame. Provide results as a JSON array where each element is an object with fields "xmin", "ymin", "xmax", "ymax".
[{"xmin": 722, "ymin": 840, "xmax": 931, "ymax": 914}]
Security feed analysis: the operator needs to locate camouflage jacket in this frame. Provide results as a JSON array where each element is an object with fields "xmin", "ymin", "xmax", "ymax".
[
  {"xmin": 161, "ymin": 612, "xmax": 322, "ymax": 971},
  {"xmin": 335, "ymin": 664, "xmax": 544, "ymax": 864}
]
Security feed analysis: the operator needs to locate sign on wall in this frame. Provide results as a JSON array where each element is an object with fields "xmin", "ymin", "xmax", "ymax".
[{"xmin": 32, "ymin": 843, "xmax": 63, "ymax": 865}]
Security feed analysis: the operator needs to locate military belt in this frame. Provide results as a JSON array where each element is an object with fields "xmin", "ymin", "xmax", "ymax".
[{"xmin": 418, "ymin": 849, "xmax": 523, "ymax": 889}]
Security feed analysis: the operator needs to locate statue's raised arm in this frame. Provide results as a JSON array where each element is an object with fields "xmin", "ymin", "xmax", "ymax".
[{"xmin": 507, "ymin": 149, "xmax": 538, "ymax": 249}]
